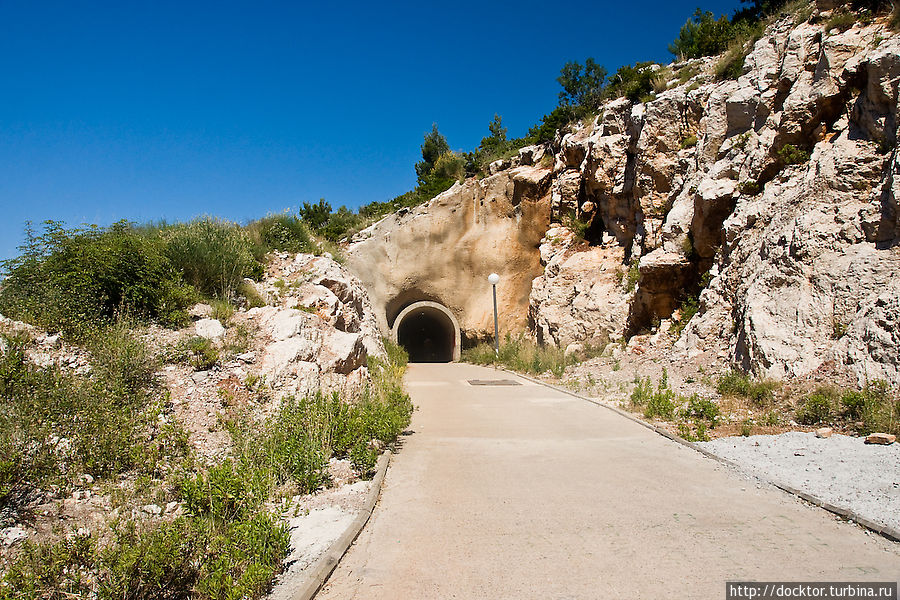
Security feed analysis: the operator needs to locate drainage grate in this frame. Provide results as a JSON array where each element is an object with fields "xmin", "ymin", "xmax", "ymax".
[{"xmin": 467, "ymin": 379, "xmax": 522, "ymax": 386}]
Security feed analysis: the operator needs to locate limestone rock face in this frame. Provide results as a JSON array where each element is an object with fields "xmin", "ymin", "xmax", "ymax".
[
  {"xmin": 243, "ymin": 253, "xmax": 384, "ymax": 397},
  {"xmin": 347, "ymin": 169, "xmax": 552, "ymax": 342},
  {"xmin": 529, "ymin": 227, "xmax": 629, "ymax": 348},
  {"xmin": 345, "ymin": 9, "xmax": 900, "ymax": 385}
]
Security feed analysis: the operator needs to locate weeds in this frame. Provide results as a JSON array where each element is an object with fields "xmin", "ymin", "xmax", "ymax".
[
  {"xmin": 163, "ymin": 217, "xmax": 262, "ymax": 300},
  {"xmin": 0, "ymin": 326, "xmax": 166, "ymax": 502},
  {"xmin": 462, "ymin": 334, "xmax": 602, "ymax": 378},
  {"xmin": 716, "ymin": 370, "xmax": 780, "ymax": 405},
  {"xmin": 631, "ymin": 370, "xmax": 676, "ymax": 419},
  {"xmin": 680, "ymin": 135, "xmax": 698, "ymax": 149},
  {"xmin": 796, "ymin": 387, "xmax": 836, "ymax": 425},
  {"xmin": 777, "ymin": 144, "xmax": 811, "ymax": 165},
  {"xmin": 180, "ymin": 336, "xmax": 219, "ymax": 371},
  {"xmin": 1, "ymin": 338, "xmax": 413, "ymax": 597},
  {"xmin": 624, "ymin": 258, "xmax": 641, "ymax": 293}
]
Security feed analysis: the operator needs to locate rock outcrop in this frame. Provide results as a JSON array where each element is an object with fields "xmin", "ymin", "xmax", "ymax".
[
  {"xmin": 347, "ymin": 166, "xmax": 552, "ymax": 342},
  {"xmin": 345, "ymin": 6, "xmax": 899, "ymax": 386}
]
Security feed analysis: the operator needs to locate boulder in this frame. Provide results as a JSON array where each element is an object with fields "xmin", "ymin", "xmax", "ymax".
[{"xmin": 194, "ymin": 319, "xmax": 225, "ymax": 341}]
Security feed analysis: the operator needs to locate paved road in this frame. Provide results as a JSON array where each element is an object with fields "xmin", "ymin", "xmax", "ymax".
[{"xmin": 318, "ymin": 363, "xmax": 899, "ymax": 599}]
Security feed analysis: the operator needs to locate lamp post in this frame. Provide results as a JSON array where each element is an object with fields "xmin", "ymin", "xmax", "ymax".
[{"xmin": 488, "ymin": 273, "xmax": 500, "ymax": 355}]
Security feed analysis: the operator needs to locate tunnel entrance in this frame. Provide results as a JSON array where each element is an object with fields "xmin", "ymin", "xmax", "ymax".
[{"xmin": 392, "ymin": 301, "xmax": 461, "ymax": 363}]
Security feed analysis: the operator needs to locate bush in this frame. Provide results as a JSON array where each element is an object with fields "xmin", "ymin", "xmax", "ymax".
[
  {"xmin": 797, "ymin": 388, "xmax": 836, "ymax": 425},
  {"xmin": 180, "ymin": 336, "xmax": 219, "ymax": 371},
  {"xmin": 163, "ymin": 217, "xmax": 261, "ymax": 299},
  {"xmin": 246, "ymin": 213, "xmax": 317, "ymax": 260},
  {"xmin": 777, "ymin": 144, "xmax": 811, "ymax": 165},
  {"xmin": 670, "ymin": 9, "xmax": 737, "ymax": 59},
  {"xmin": 0, "ymin": 325, "xmax": 167, "ymax": 504},
  {"xmin": 0, "ymin": 221, "xmax": 193, "ymax": 338},
  {"xmin": 526, "ymin": 106, "xmax": 578, "ymax": 145},
  {"xmin": 682, "ymin": 394, "xmax": 720, "ymax": 425},
  {"xmin": 739, "ymin": 180, "xmax": 762, "ymax": 195},
  {"xmin": 680, "ymin": 135, "xmax": 698, "ymax": 149},
  {"xmin": 716, "ymin": 370, "xmax": 779, "ymax": 405},
  {"xmin": 840, "ymin": 381, "xmax": 899, "ymax": 435},
  {"xmin": 605, "ymin": 62, "xmax": 657, "ymax": 103}
]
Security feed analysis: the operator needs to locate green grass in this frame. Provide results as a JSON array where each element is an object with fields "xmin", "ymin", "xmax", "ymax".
[
  {"xmin": 462, "ymin": 334, "xmax": 601, "ymax": 378},
  {"xmin": 0, "ymin": 323, "xmax": 179, "ymax": 503},
  {"xmin": 716, "ymin": 370, "xmax": 780, "ymax": 406},
  {"xmin": 162, "ymin": 217, "xmax": 263, "ymax": 300},
  {"xmin": 1, "ymin": 338, "xmax": 413, "ymax": 598}
]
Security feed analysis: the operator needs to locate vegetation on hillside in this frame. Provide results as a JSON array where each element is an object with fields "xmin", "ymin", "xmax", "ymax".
[
  {"xmin": 0, "ymin": 214, "xmax": 414, "ymax": 597},
  {"xmin": 0, "ymin": 313, "xmax": 412, "ymax": 597}
]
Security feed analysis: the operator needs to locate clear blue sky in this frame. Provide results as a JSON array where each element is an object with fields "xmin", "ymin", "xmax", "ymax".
[{"xmin": 0, "ymin": 0, "xmax": 744, "ymax": 263}]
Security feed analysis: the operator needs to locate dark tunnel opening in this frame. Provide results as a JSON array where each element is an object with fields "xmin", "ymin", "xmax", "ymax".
[{"xmin": 396, "ymin": 308, "xmax": 456, "ymax": 363}]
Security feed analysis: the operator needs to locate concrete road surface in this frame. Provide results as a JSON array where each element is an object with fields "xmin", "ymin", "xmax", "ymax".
[{"xmin": 317, "ymin": 363, "xmax": 899, "ymax": 599}]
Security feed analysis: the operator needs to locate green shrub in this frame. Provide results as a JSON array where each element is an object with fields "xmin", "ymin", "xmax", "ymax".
[
  {"xmin": 777, "ymin": 144, "xmax": 811, "ymax": 165},
  {"xmin": 680, "ymin": 135, "xmax": 698, "ymax": 149},
  {"xmin": 840, "ymin": 381, "xmax": 899, "ymax": 434},
  {"xmin": 681, "ymin": 394, "xmax": 720, "ymax": 425},
  {"xmin": 797, "ymin": 387, "xmax": 837, "ymax": 425},
  {"xmin": 630, "ymin": 371, "xmax": 677, "ymax": 420},
  {"xmin": 739, "ymin": 180, "xmax": 762, "ymax": 195},
  {"xmin": 645, "ymin": 387, "xmax": 676, "ymax": 419},
  {"xmin": 3, "ymin": 511, "xmax": 290, "ymax": 600},
  {"xmin": 624, "ymin": 258, "xmax": 641, "ymax": 292},
  {"xmin": 0, "ymin": 326, "xmax": 168, "ymax": 504},
  {"xmin": 630, "ymin": 376, "xmax": 653, "ymax": 407},
  {"xmin": 0, "ymin": 534, "xmax": 96, "ymax": 598},
  {"xmin": 526, "ymin": 106, "xmax": 577, "ymax": 145},
  {"xmin": 716, "ymin": 370, "xmax": 779, "ymax": 405},
  {"xmin": 605, "ymin": 62, "xmax": 657, "ymax": 103},
  {"xmin": 182, "ymin": 336, "xmax": 219, "ymax": 371},
  {"xmin": 163, "ymin": 217, "xmax": 261, "ymax": 299},
  {"xmin": 246, "ymin": 213, "xmax": 317, "ymax": 260},
  {"xmin": 0, "ymin": 221, "xmax": 193, "ymax": 338},
  {"xmin": 670, "ymin": 9, "xmax": 736, "ymax": 59}
]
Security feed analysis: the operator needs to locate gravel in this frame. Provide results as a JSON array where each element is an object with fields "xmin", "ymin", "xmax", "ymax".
[{"xmin": 698, "ymin": 432, "xmax": 900, "ymax": 534}]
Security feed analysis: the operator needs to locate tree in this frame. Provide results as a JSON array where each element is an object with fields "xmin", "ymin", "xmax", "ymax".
[
  {"xmin": 299, "ymin": 198, "xmax": 332, "ymax": 230},
  {"xmin": 556, "ymin": 58, "xmax": 607, "ymax": 108},
  {"xmin": 480, "ymin": 114, "xmax": 507, "ymax": 154},
  {"xmin": 414, "ymin": 124, "xmax": 450, "ymax": 182},
  {"xmin": 669, "ymin": 9, "xmax": 734, "ymax": 59}
]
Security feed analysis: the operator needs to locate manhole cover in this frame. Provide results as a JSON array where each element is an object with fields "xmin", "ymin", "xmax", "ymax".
[{"xmin": 467, "ymin": 379, "xmax": 521, "ymax": 386}]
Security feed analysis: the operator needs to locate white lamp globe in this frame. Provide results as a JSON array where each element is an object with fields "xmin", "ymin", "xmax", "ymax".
[{"xmin": 488, "ymin": 273, "xmax": 500, "ymax": 285}]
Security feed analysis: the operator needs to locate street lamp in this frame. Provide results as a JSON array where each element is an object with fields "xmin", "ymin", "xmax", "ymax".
[{"xmin": 488, "ymin": 273, "xmax": 500, "ymax": 355}]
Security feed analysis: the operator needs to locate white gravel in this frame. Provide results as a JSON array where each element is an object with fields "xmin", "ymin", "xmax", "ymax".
[{"xmin": 698, "ymin": 432, "xmax": 900, "ymax": 534}]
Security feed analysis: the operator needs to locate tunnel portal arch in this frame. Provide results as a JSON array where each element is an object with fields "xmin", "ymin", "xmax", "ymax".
[{"xmin": 392, "ymin": 301, "xmax": 461, "ymax": 363}]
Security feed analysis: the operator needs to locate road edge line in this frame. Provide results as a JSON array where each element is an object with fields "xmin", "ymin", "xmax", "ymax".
[{"xmin": 500, "ymin": 366, "xmax": 900, "ymax": 544}]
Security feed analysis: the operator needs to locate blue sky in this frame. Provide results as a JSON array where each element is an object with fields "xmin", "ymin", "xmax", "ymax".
[{"xmin": 0, "ymin": 0, "xmax": 744, "ymax": 262}]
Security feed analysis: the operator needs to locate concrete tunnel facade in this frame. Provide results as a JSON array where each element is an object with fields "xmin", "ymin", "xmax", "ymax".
[
  {"xmin": 345, "ymin": 164, "xmax": 553, "ymax": 362},
  {"xmin": 391, "ymin": 301, "xmax": 461, "ymax": 362}
]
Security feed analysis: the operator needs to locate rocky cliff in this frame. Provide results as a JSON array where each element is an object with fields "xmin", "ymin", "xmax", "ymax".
[{"xmin": 349, "ymin": 2, "xmax": 899, "ymax": 386}]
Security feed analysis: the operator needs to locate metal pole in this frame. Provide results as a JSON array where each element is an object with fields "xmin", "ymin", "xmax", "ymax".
[{"xmin": 492, "ymin": 283, "xmax": 499, "ymax": 356}]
